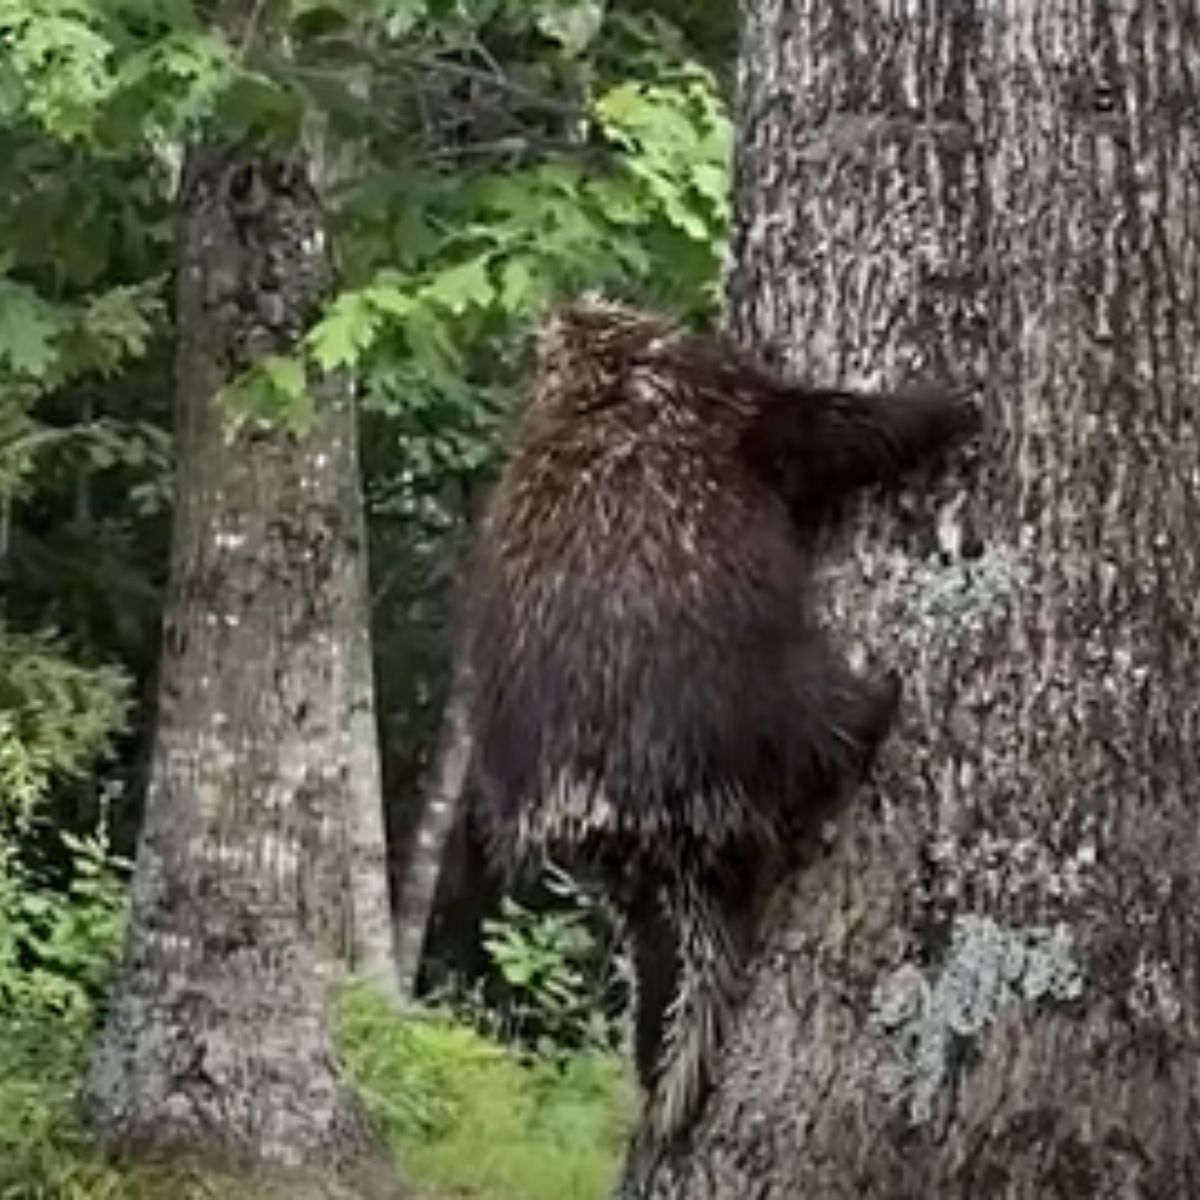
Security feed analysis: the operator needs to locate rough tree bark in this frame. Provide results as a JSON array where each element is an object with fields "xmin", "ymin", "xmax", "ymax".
[
  {"xmin": 631, "ymin": 1, "xmax": 1200, "ymax": 1196},
  {"xmin": 82, "ymin": 140, "xmax": 400, "ymax": 1198}
]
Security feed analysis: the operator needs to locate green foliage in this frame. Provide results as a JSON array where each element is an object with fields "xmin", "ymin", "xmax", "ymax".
[
  {"xmin": 0, "ymin": 631, "xmax": 130, "ymax": 1056},
  {"xmin": 340, "ymin": 982, "xmax": 632, "ymax": 1200},
  {"xmin": 0, "ymin": 824, "xmax": 129, "ymax": 1024},
  {"xmin": 0, "ymin": 811, "xmax": 129, "ymax": 1197},
  {"xmin": 0, "ymin": 277, "xmax": 164, "ymax": 400},
  {"xmin": 534, "ymin": 0, "xmax": 605, "ymax": 56},
  {"xmin": 340, "ymin": 982, "xmax": 484, "ymax": 1142},
  {"xmin": 107, "ymin": 32, "xmax": 235, "ymax": 143},
  {"xmin": 0, "ymin": 623, "xmax": 129, "ymax": 1018},
  {"xmin": 0, "ymin": 974, "xmax": 630, "ymax": 1200},
  {"xmin": 0, "ymin": 274, "xmax": 166, "ymax": 500},
  {"xmin": 482, "ymin": 884, "xmax": 624, "ymax": 1056},
  {"xmin": 0, "ymin": 1014, "xmax": 125, "ymax": 1200},
  {"xmin": 0, "ymin": 278, "xmax": 64, "ymax": 379},
  {"xmin": 0, "ymin": 0, "xmax": 119, "ymax": 141},
  {"xmin": 485, "ymin": 897, "xmax": 596, "ymax": 1036},
  {"xmin": 0, "ymin": 0, "xmax": 730, "ymax": 540},
  {"xmin": 0, "ymin": 6, "xmax": 726, "ymax": 1198},
  {"xmin": 310, "ymin": 50, "xmax": 730, "ymax": 379},
  {"xmin": 402, "ymin": 1046, "xmax": 629, "ymax": 1200},
  {"xmin": 0, "ymin": 7, "xmax": 726, "ymax": 1191},
  {"xmin": 596, "ymin": 69, "xmax": 731, "ymax": 243},
  {"xmin": 0, "ymin": 630, "xmax": 128, "ymax": 819}
]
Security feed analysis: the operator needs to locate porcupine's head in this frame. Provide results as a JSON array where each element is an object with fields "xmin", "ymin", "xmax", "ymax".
[{"xmin": 526, "ymin": 294, "xmax": 680, "ymax": 429}]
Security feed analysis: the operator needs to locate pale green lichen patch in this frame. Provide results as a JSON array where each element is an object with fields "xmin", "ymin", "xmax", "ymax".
[
  {"xmin": 870, "ymin": 914, "xmax": 1084, "ymax": 1121},
  {"xmin": 890, "ymin": 542, "xmax": 1023, "ymax": 651}
]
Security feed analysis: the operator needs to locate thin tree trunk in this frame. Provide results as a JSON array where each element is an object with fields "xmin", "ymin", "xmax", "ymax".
[
  {"xmin": 83, "ymin": 141, "xmax": 399, "ymax": 1198},
  {"xmin": 392, "ymin": 664, "xmax": 473, "ymax": 1000},
  {"xmin": 314, "ymin": 36, "xmax": 399, "ymax": 999},
  {"xmin": 343, "ymin": 397, "xmax": 400, "ymax": 997},
  {"xmin": 631, "ymin": 1, "xmax": 1200, "ymax": 1196}
]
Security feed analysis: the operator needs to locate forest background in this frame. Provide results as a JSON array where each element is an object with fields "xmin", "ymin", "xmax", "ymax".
[
  {"xmin": 13, "ymin": 2, "xmax": 1189, "ymax": 1196},
  {"xmin": 0, "ymin": 2, "xmax": 735, "ymax": 1197}
]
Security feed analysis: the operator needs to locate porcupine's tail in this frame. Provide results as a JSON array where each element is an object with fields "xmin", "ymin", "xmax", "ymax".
[
  {"xmin": 614, "ymin": 863, "xmax": 757, "ymax": 1197},
  {"xmin": 628, "ymin": 861, "xmax": 757, "ymax": 1141},
  {"xmin": 657, "ymin": 866, "xmax": 755, "ymax": 1139}
]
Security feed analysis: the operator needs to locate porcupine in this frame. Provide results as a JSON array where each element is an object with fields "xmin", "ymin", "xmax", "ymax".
[{"xmin": 459, "ymin": 296, "xmax": 979, "ymax": 1151}]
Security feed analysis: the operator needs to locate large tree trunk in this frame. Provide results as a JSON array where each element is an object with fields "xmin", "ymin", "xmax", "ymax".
[
  {"xmin": 631, "ymin": 1, "xmax": 1200, "ymax": 1196},
  {"xmin": 82, "ymin": 141, "xmax": 399, "ymax": 1199}
]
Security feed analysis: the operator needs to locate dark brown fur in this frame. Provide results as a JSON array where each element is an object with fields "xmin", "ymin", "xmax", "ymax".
[{"xmin": 460, "ymin": 296, "xmax": 978, "ymax": 1148}]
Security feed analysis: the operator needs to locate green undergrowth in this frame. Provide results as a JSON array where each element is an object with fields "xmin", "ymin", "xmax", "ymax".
[
  {"xmin": 0, "ymin": 985, "xmax": 632, "ymax": 1200},
  {"xmin": 342, "ymin": 982, "xmax": 633, "ymax": 1200}
]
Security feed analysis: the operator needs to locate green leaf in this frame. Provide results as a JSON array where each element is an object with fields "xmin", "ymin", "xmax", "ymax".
[
  {"xmin": 69, "ymin": 282, "xmax": 164, "ymax": 375},
  {"xmin": 535, "ymin": 0, "xmax": 604, "ymax": 55},
  {"xmin": 498, "ymin": 257, "xmax": 540, "ymax": 313},
  {"xmin": 0, "ymin": 283, "xmax": 63, "ymax": 378},
  {"xmin": 307, "ymin": 291, "xmax": 381, "ymax": 371},
  {"xmin": 109, "ymin": 32, "xmax": 235, "ymax": 136},
  {"xmin": 695, "ymin": 151, "xmax": 733, "ymax": 214},
  {"xmin": 261, "ymin": 354, "xmax": 307, "ymax": 400},
  {"xmin": 0, "ymin": 3, "xmax": 118, "ymax": 141},
  {"xmin": 219, "ymin": 356, "xmax": 317, "ymax": 435},
  {"xmin": 425, "ymin": 259, "xmax": 494, "ymax": 316},
  {"xmin": 364, "ymin": 281, "xmax": 413, "ymax": 319},
  {"xmin": 378, "ymin": 0, "xmax": 429, "ymax": 37},
  {"xmin": 217, "ymin": 71, "xmax": 305, "ymax": 139}
]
